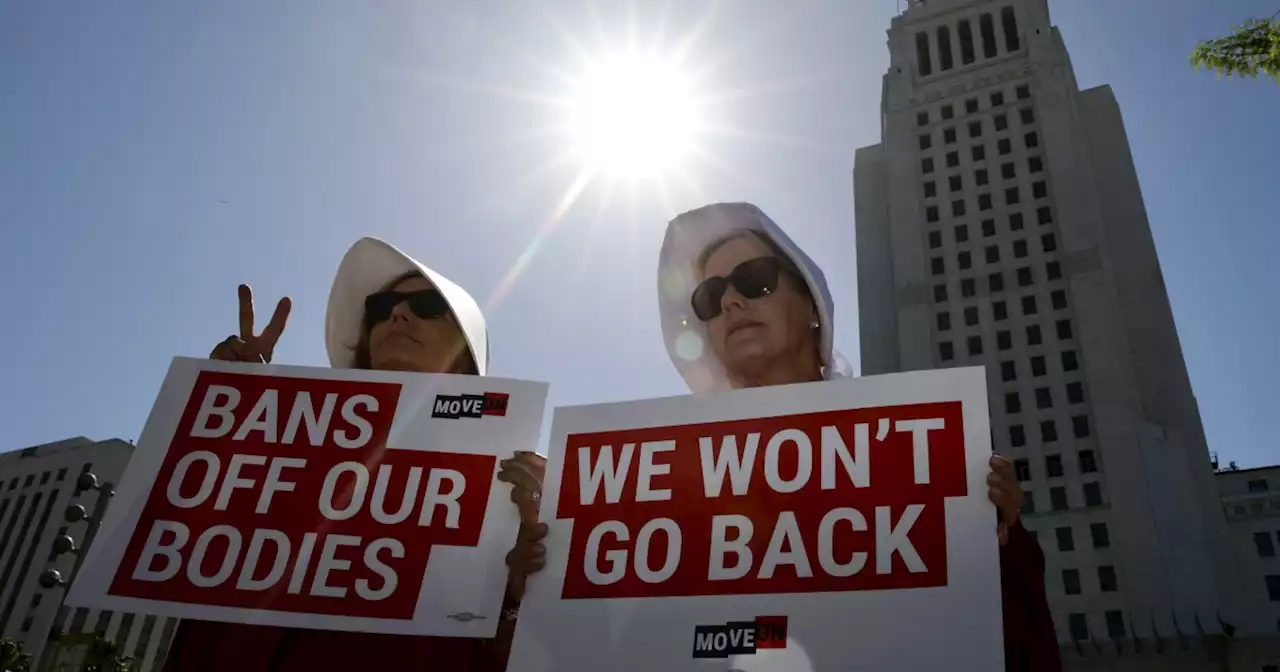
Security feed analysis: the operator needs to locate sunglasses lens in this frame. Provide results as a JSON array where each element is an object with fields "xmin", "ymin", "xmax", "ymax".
[
  {"xmin": 691, "ymin": 277, "xmax": 728, "ymax": 322},
  {"xmin": 364, "ymin": 292, "xmax": 400, "ymax": 324},
  {"xmin": 731, "ymin": 257, "xmax": 782, "ymax": 299},
  {"xmin": 407, "ymin": 290, "xmax": 450, "ymax": 320}
]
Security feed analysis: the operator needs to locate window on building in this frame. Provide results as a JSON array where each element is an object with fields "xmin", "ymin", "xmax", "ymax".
[
  {"xmin": 924, "ymin": 181, "xmax": 937, "ymax": 198},
  {"xmin": 980, "ymin": 13, "xmax": 999, "ymax": 58},
  {"xmin": 979, "ymin": 193, "xmax": 993, "ymax": 211},
  {"xmin": 1022, "ymin": 295, "xmax": 1038, "ymax": 315},
  {"xmin": 1031, "ymin": 355, "xmax": 1047, "ymax": 376},
  {"xmin": 1041, "ymin": 419, "xmax": 1058, "ymax": 442},
  {"xmin": 55, "ymin": 467, "xmax": 67, "ymax": 482},
  {"xmin": 1026, "ymin": 324, "xmax": 1042, "ymax": 346},
  {"xmin": 952, "ymin": 199, "xmax": 967, "ymax": 217},
  {"xmin": 944, "ymin": 127, "xmax": 958, "ymax": 144},
  {"xmin": 985, "ymin": 245, "xmax": 1000, "ymax": 264},
  {"xmin": 1062, "ymin": 350, "xmax": 1079, "ymax": 372},
  {"xmin": 1001, "ymin": 360, "xmax": 1017, "ymax": 382},
  {"xmin": 1067, "ymin": 382, "xmax": 1085, "ymax": 405},
  {"xmin": 1037, "ymin": 205, "xmax": 1053, "ymax": 225},
  {"xmin": 927, "ymin": 206, "xmax": 940, "ymax": 223},
  {"xmin": 1033, "ymin": 181, "xmax": 1048, "ymax": 199},
  {"xmin": 1005, "ymin": 187, "xmax": 1020, "ymax": 205},
  {"xmin": 1014, "ymin": 268, "xmax": 1032, "ymax": 288},
  {"xmin": 1073, "ymin": 415, "xmax": 1091, "ymax": 438},
  {"xmin": 1045, "ymin": 454, "xmax": 1063, "ymax": 477},
  {"xmin": 962, "ymin": 278, "xmax": 977, "ymax": 297},
  {"xmin": 947, "ymin": 151, "xmax": 960, "ymax": 168},
  {"xmin": 1029, "ymin": 156, "xmax": 1044, "ymax": 173},
  {"xmin": 942, "ymin": 105, "xmax": 955, "ymax": 120},
  {"xmin": 964, "ymin": 306, "xmax": 980, "ymax": 326},
  {"xmin": 994, "ymin": 114, "xmax": 1008, "ymax": 131},
  {"xmin": 1010, "ymin": 424, "xmax": 1026, "ymax": 447},
  {"xmin": 1025, "ymin": 132, "xmax": 1040, "ymax": 149},
  {"xmin": 1069, "ymin": 614, "xmax": 1088, "ymax": 641},
  {"xmin": 966, "ymin": 98, "xmax": 979, "ymax": 114},
  {"xmin": 939, "ymin": 342, "xmax": 954, "ymax": 361},
  {"xmin": 993, "ymin": 300, "xmax": 1008, "ymax": 320},
  {"xmin": 1002, "ymin": 162, "xmax": 1016, "ymax": 179},
  {"xmin": 976, "ymin": 168, "xmax": 989, "ymax": 185},
  {"xmin": 1057, "ymin": 319, "xmax": 1073, "ymax": 340},
  {"xmin": 1063, "ymin": 569, "xmax": 1081, "ymax": 595},
  {"xmin": 991, "ymin": 91, "xmax": 1005, "ymax": 108},
  {"xmin": 1098, "ymin": 565, "xmax": 1117, "ymax": 592},
  {"xmin": 1091, "ymin": 522, "xmax": 1110, "ymax": 548},
  {"xmin": 1084, "ymin": 481, "xmax": 1103, "ymax": 506},
  {"xmin": 1249, "ymin": 479, "xmax": 1270, "ymax": 493},
  {"xmin": 1002, "ymin": 6, "xmax": 1021, "ymax": 52},
  {"xmin": 958, "ymin": 250, "xmax": 972, "ymax": 270},
  {"xmin": 989, "ymin": 272, "xmax": 1005, "ymax": 293},
  {"xmin": 1006, "ymin": 392, "xmax": 1023, "ymax": 414},
  {"xmin": 1036, "ymin": 387, "xmax": 1053, "ymax": 410},
  {"xmin": 1017, "ymin": 84, "xmax": 1031, "ymax": 100},
  {"xmin": 916, "ymin": 32, "xmax": 933, "ymax": 76},
  {"xmin": 971, "ymin": 144, "xmax": 986, "ymax": 162},
  {"xmin": 928, "ymin": 230, "xmax": 942, "ymax": 249},
  {"xmin": 934, "ymin": 284, "xmax": 948, "ymax": 303},
  {"xmin": 937, "ymin": 26, "xmax": 954, "ymax": 71},
  {"xmin": 958, "ymin": 19, "xmax": 976, "ymax": 64},
  {"xmin": 1022, "ymin": 490, "xmax": 1035, "ymax": 514},
  {"xmin": 1268, "ymin": 575, "xmax": 1280, "ymax": 601},
  {"xmin": 953, "ymin": 224, "xmax": 969, "ymax": 243},
  {"xmin": 937, "ymin": 312, "xmax": 952, "ymax": 332},
  {"xmin": 931, "ymin": 257, "xmax": 945, "ymax": 275},
  {"xmin": 982, "ymin": 219, "xmax": 996, "ymax": 237},
  {"xmin": 1042, "ymin": 232, "xmax": 1057, "ymax": 252},
  {"xmin": 1105, "ymin": 611, "xmax": 1126, "ymax": 639},
  {"xmin": 950, "ymin": 174, "xmax": 963, "ymax": 192},
  {"xmin": 998, "ymin": 138, "xmax": 1013, "ymax": 155},
  {"xmin": 923, "ymin": 157, "xmax": 936, "ymax": 174},
  {"xmin": 998, "ymin": 330, "xmax": 1013, "ymax": 351},
  {"xmin": 93, "ymin": 610, "xmax": 114, "ymax": 635},
  {"xmin": 969, "ymin": 120, "xmax": 983, "ymax": 139},
  {"xmin": 920, "ymin": 134, "xmax": 933, "ymax": 151},
  {"xmin": 1079, "ymin": 450, "xmax": 1097, "ymax": 473},
  {"xmin": 1052, "ymin": 290, "xmax": 1068, "ymax": 310},
  {"xmin": 1046, "ymin": 261, "xmax": 1062, "ymax": 281},
  {"xmin": 1021, "ymin": 107, "xmax": 1035, "ymax": 125},
  {"xmin": 968, "ymin": 335, "xmax": 983, "ymax": 356},
  {"xmin": 1009, "ymin": 212, "xmax": 1025, "ymax": 231},
  {"xmin": 1056, "ymin": 526, "xmax": 1075, "ymax": 551},
  {"xmin": 1013, "ymin": 458, "xmax": 1031, "ymax": 481},
  {"xmin": 918, "ymin": 110, "xmax": 930, "ymax": 127}
]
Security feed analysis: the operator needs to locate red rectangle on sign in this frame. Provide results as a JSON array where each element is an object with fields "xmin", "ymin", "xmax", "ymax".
[
  {"xmin": 555, "ymin": 402, "xmax": 967, "ymax": 600},
  {"xmin": 108, "ymin": 371, "xmax": 497, "ymax": 620}
]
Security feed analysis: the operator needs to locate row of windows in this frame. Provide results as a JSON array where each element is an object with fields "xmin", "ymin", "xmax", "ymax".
[
  {"xmin": 924, "ymin": 155, "xmax": 1044, "ymax": 199},
  {"xmin": 915, "ymin": 8, "xmax": 1023, "ymax": 77},
  {"xmin": 920, "ymin": 122, "xmax": 1038, "ymax": 155},
  {"xmin": 1062, "ymin": 565, "xmax": 1118, "ymax": 596},
  {"xmin": 1004, "ymin": 380, "xmax": 1087, "ymax": 413},
  {"xmin": 930, "ymin": 238, "xmax": 1059, "ymax": 278},
  {"xmin": 1068, "ymin": 610, "xmax": 1127, "ymax": 641},
  {"xmin": 934, "ymin": 292, "xmax": 1071, "ymax": 334},
  {"xmin": 924, "ymin": 180, "xmax": 1049, "ymax": 222},
  {"xmin": 1023, "ymin": 480, "xmax": 1106, "ymax": 514},
  {"xmin": 1015, "ymin": 451, "xmax": 1098, "ymax": 480},
  {"xmin": 1051, "ymin": 521, "xmax": 1110, "ymax": 552},
  {"xmin": 1254, "ymin": 531, "xmax": 1280, "ymax": 558},
  {"xmin": 2, "ymin": 467, "xmax": 69, "ymax": 491},
  {"xmin": 940, "ymin": 311, "xmax": 1072, "ymax": 347},
  {"xmin": 928, "ymin": 209, "xmax": 1056, "ymax": 251},
  {"xmin": 919, "ymin": 134, "xmax": 1041, "ymax": 175},
  {"xmin": 1008, "ymin": 415, "xmax": 1092, "ymax": 447},
  {"xmin": 918, "ymin": 97, "xmax": 1034, "ymax": 129}
]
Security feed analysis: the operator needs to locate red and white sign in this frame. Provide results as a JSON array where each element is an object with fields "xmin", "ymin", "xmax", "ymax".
[
  {"xmin": 66, "ymin": 357, "xmax": 547, "ymax": 637},
  {"xmin": 508, "ymin": 368, "xmax": 1003, "ymax": 671}
]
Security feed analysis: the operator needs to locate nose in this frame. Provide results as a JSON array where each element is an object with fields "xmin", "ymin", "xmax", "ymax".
[
  {"xmin": 719, "ymin": 284, "xmax": 748, "ymax": 316},
  {"xmin": 389, "ymin": 298, "xmax": 414, "ymax": 322}
]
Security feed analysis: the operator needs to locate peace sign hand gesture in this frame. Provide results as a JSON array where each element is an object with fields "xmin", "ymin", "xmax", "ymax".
[{"xmin": 209, "ymin": 284, "xmax": 292, "ymax": 364}]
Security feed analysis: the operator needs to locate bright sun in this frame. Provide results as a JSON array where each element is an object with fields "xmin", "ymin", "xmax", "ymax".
[{"xmin": 567, "ymin": 52, "xmax": 699, "ymax": 178}]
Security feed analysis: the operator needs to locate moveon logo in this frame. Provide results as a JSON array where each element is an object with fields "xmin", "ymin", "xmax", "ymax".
[
  {"xmin": 691, "ymin": 616, "xmax": 788, "ymax": 659},
  {"xmin": 431, "ymin": 392, "xmax": 509, "ymax": 419}
]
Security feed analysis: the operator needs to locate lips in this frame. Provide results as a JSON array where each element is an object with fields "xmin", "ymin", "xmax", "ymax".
[
  {"xmin": 726, "ymin": 319, "xmax": 765, "ymax": 338},
  {"xmin": 383, "ymin": 329, "xmax": 422, "ymax": 345}
]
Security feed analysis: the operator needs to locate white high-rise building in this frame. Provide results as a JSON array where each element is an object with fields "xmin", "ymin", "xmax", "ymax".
[
  {"xmin": 0, "ymin": 437, "xmax": 178, "ymax": 671},
  {"xmin": 853, "ymin": 0, "xmax": 1259, "ymax": 668}
]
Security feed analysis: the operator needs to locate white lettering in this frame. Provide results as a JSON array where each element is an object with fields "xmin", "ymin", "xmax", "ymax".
[
  {"xmin": 357, "ymin": 538, "xmax": 404, "ymax": 601},
  {"xmin": 895, "ymin": 419, "xmax": 945, "ymax": 485},
  {"xmin": 319, "ymin": 462, "xmax": 369, "ymax": 521},
  {"xmin": 287, "ymin": 532, "xmax": 318, "ymax": 594},
  {"xmin": 764, "ymin": 429, "xmax": 812, "ymax": 494},
  {"xmin": 334, "ymin": 394, "xmax": 378, "ymax": 449},
  {"xmin": 131, "ymin": 520, "xmax": 189, "ymax": 582},
  {"xmin": 817, "ymin": 508, "xmax": 868, "ymax": 577},
  {"xmin": 257, "ymin": 457, "xmax": 307, "ymax": 514},
  {"xmin": 419, "ymin": 469, "xmax": 464, "ymax": 528},
  {"xmin": 166, "ymin": 451, "xmax": 220, "ymax": 509},
  {"xmin": 282, "ymin": 392, "xmax": 338, "ymax": 446},
  {"xmin": 821, "ymin": 425, "xmax": 869, "ymax": 489},
  {"xmin": 232, "ymin": 390, "xmax": 278, "ymax": 442},
  {"xmin": 214, "ymin": 454, "xmax": 266, "ymax": 511},
  {"xmin": 635, "ymin": 440, "xmax": 675, "ymax": 502},
  {"xmin": 190, "ymin": 385, "xmax": 240, "ymax": 439},
  {"xmin": 372, "ymin": 465, "xmax": 423, "ymax": 525},
  {"xmin": 698, "ymin": 433, "xmax": 759, "ymax": 498},
  {"xmin": 311, "ymin": 534, "xmax": 361, "ymax": 598},
  {"xmin": 634, "ymin": 518, "xmax": 681, "ymax": 584},
  {"xmin": 584, "ymin": 521, "xmax": 628, "ymax": 585},
  {"xmin": 876, "ymin": 504, "xmax": 927, "ymax": 574},
  {"xmin": 187, "ymin": 525, "xmax": 242, "ymax": 588},
  {"xmin": 577, "ymin": 444, "xmax": 634, "ymax": 506},
  {"xmin": 708, "ymin": 514, "xmax": 753, "ymax": 581},
  {"xmin": 758, "ymin": 511, "xmax": 812, "ymax": 579},
  {"xmin": 235, "ymin": 529, "xmax": 291, "ymax": 591}
]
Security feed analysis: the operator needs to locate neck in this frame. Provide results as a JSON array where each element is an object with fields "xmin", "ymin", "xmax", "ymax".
[{"xmin": 729, "ymin": 350, "xmax": 823, "ymax": 389}]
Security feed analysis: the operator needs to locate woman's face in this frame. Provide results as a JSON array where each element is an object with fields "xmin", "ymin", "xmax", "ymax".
[
  {"xmin": 367, "ymin": 275, "xmax": 469, "ymax": 373},
  {"xmin": 698, "ymin": 234, "xmax": 817, "ymax": 384}
]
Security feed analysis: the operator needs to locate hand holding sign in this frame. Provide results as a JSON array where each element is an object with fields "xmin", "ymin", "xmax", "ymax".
[
  {"xmin": 209, "ymin": 285, "xmax": 292, "ymax": 363},
  {"xmin": 987, "ymin": 455, "xmax": 1023, "ymax": 547},
  {"xmin": 498, "ymin": 451, "xmax": 549, "ymax": 600}
]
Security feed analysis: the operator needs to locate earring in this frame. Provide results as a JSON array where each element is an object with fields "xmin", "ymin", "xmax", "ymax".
[{"xmin": 810, "ymin": 320, "xmax": 820, "ymax": 329}]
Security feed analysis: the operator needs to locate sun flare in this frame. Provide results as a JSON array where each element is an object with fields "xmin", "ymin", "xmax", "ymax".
[{"xmin": 566, "ymin": 52, "xmax": 700, "ymax": 178}]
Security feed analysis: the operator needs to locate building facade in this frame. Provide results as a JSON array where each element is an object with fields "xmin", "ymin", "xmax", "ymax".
[
  {"xmin": 854, "ymin": 0, "xmax": 1252, "ymax": 667},
  {"xmin": 0, "ymin": 437, "xmax": 178, "ymax": 671}
]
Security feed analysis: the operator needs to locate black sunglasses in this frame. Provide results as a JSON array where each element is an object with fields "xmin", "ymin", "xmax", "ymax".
[
  {"xmin": 364, "ymin": 289, "xmax": 451, "ymax": 325},
  {"xmin": 690, "ymin": 256, "xmax": 798, "ymax": 322}
]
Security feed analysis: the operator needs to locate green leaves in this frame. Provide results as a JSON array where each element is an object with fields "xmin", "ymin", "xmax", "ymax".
[
  {"xmin": 0, "ymin": 639, "xmax": 33, "ymax": 672},
  {"xmin": 1191, "ymin": 13, "xmax": 1280, "ymax": 83}
]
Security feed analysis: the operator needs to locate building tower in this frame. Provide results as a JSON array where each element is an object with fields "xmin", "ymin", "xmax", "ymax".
[{"xmin": 854, "ymin": 0, "xmax": 1246, "ymax": 666}]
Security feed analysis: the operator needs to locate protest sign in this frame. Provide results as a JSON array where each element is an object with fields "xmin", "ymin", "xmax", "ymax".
[
  {"xmin": 65, "ymin": 357, "xmax": 547, "ymax": 637},
  {"xmin": 508, "ymin": 367, "xmax": 1002, "ymax": 671}
]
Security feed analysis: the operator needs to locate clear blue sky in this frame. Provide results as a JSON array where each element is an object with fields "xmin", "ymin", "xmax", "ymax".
[{"xmin": 2, "ymin": 1, "xmax": 1277, "ymax": 467}]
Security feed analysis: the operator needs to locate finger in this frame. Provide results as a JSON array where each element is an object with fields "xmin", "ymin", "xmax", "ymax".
[
  {"xmin": 260, "ymin": 297, "xmax": 292, "ymax": 348},
  {"xmin": 989, "ymin": 455, "xmax": 1015, "ymax": 479},
  {"xmin": 502, "ymin": 455, "xmax": 546, "ymax": 483},
  {"xmin": 988, "ymin": 486, "xmax": 1006, "ymax": 508},
  {"xmin": 519, "ymin": 523, "xmax": 549, "ymax": 542},
  {"xmin": 228, "ymin": 339, "xmax": 266, "ymax": 363},
  {"xmin": 210, "ymin": 341, "xmax": 236, "ymax": 361},
  {"xmin": 498, "ymin": 465, "xmax": 543, "ymax": 495},
  {"xmin": 238, "ymin": 285, "xmax": 255, "ymax": 340}
]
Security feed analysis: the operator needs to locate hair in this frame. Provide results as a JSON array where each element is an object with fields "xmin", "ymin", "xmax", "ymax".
[{"xmin": 353, "ymin": 270, "xmax": 479, "ymax": 375}]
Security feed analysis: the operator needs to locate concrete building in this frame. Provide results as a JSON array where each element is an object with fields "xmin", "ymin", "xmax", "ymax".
[
  {"xmin": 1217, "ymin": 466, "xmax": 1280, "ymax": 669},
  {"xmin": 0, "ymin": 437, "xmax": 178, "ymax": 671},
  {"xmin": 853, "ymin": 0, "xmax": 1251, "ymax": 667}
]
